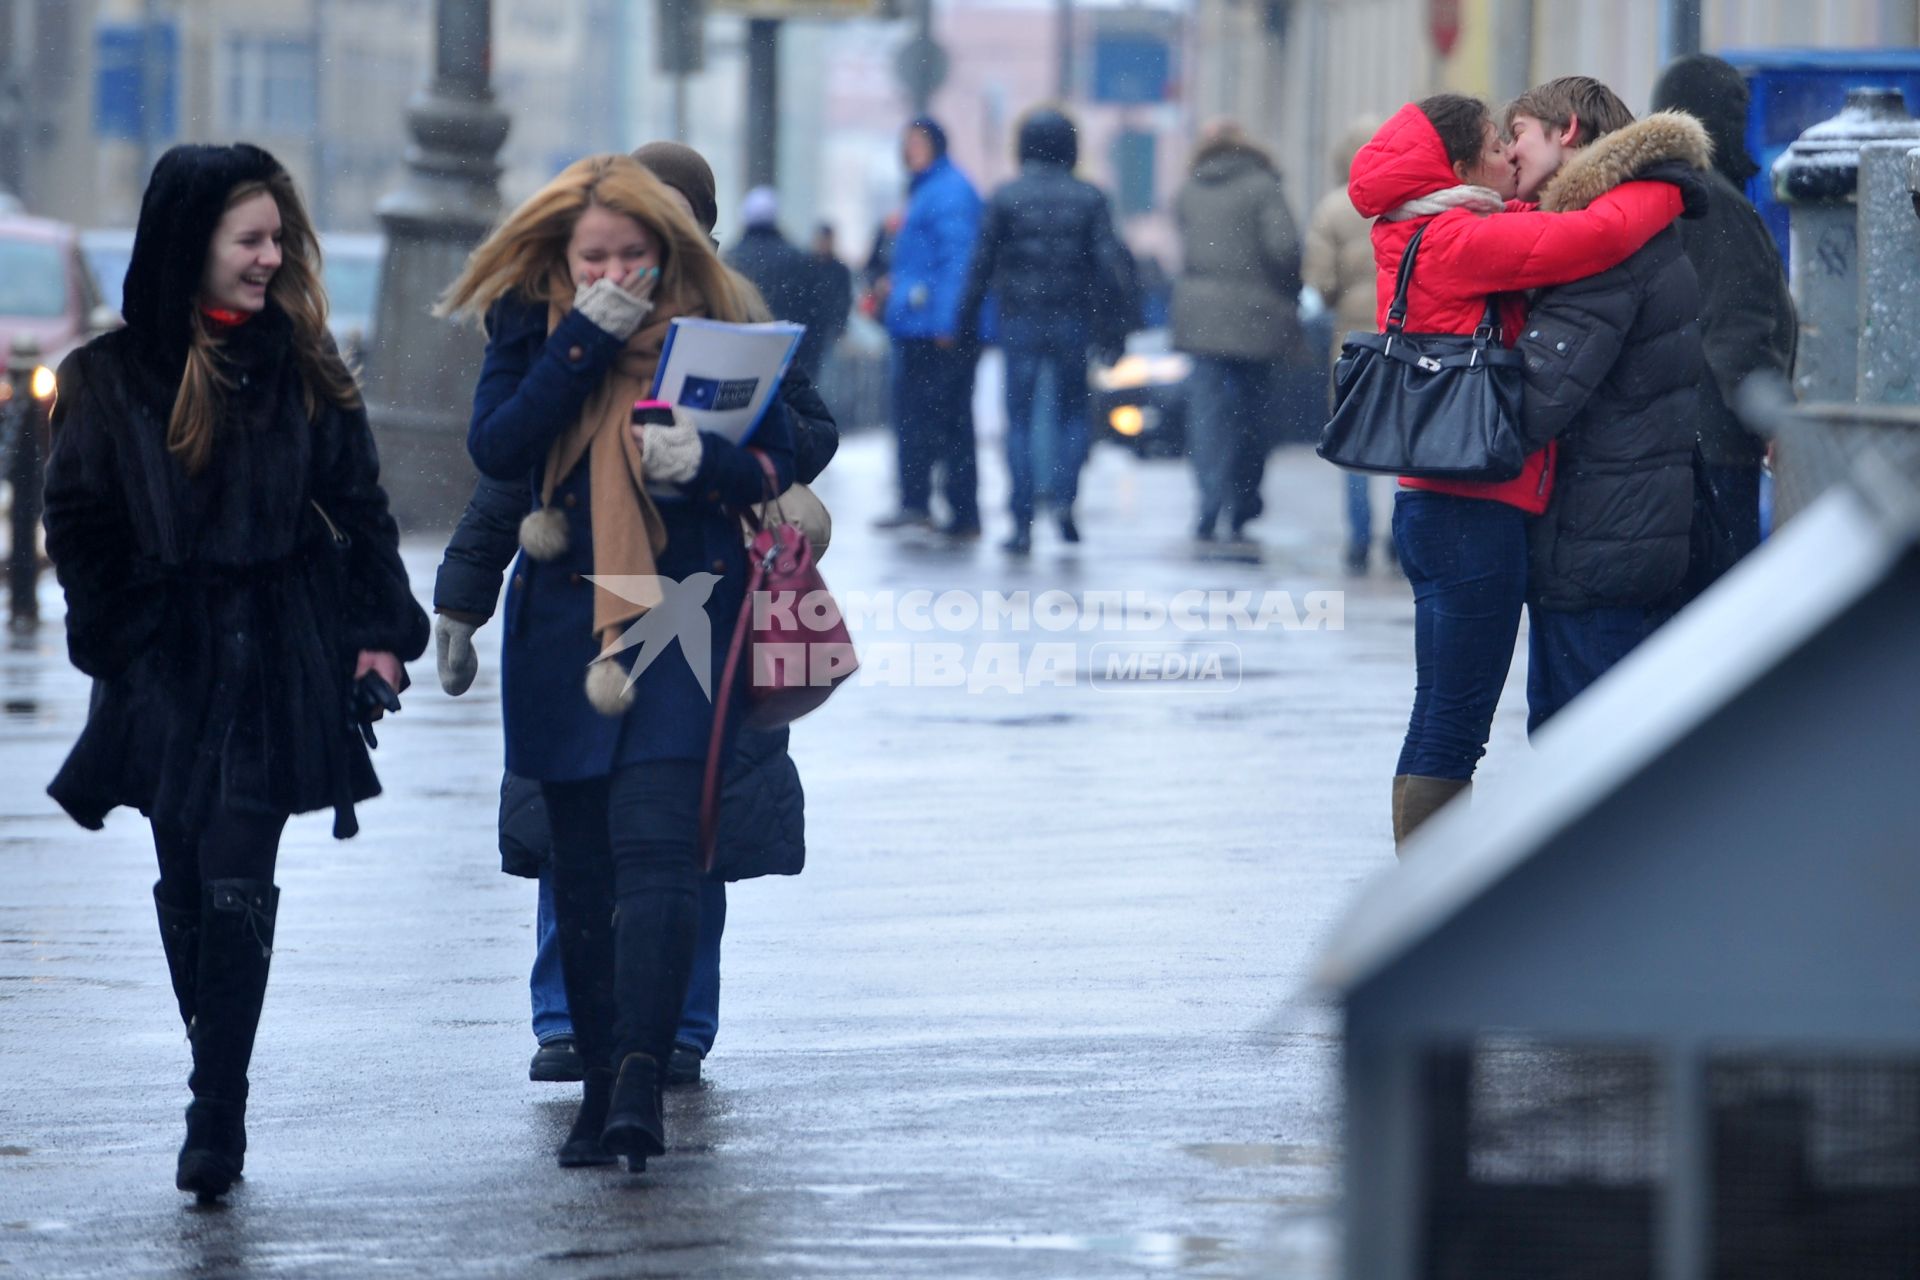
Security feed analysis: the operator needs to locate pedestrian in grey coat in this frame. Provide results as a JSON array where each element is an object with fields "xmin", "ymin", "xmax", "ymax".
[{"xmin": 1172, "ymin": 121, "xmax": 1305, "ymax": 547}]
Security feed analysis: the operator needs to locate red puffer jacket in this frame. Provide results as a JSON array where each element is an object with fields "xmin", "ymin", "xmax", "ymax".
[{"xmin": 1347, "ymin": 103, "xmax": 1684, "ymax": 513}]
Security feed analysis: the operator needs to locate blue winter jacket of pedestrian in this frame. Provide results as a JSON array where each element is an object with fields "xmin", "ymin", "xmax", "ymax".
[
  {"xmin": 465, "ymin": 295, "xmax": 795, "ymax": 782},
  {"xmin": 883, "ymin": 156, "xmax": 983, "ymax": 341}
]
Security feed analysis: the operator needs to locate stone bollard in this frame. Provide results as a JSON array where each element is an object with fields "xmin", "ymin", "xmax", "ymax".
[
  {"xmin": 1773, "ymin": 88, "xmax": 1920, "ymax": 403},
  {"xmin": 1858, "ymin": 142, "xmax": 1920, "ymax": 405}
]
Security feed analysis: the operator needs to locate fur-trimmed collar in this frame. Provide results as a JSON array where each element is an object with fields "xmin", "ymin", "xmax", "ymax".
[{"xmin": 1539, "ymin": 111, "xmax": 1712, "ymax": 212}]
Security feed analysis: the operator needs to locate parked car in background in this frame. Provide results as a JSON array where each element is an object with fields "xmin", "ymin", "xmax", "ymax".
[
  {"xmin": 1091, "ymin": 328, "xmax": 1192, "ymax": 459},
  {"xmin": 78, "ymin": 226, "xmax": 134, "ymax": 316},
  {"xmin": 2, "ymin": 213, "xmax": 113, "ymax": 391},
  {"xmin": 81, "ymin": 227, "xmax": 383, "ymax": 365},
  {"xmin": 320, "ymin": 232, "xmax": 383, "ymax": 367}
]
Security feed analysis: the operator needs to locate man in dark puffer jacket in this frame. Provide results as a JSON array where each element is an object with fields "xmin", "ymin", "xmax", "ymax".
[
  {"xmin": 957, "ymin": 107, "xmax": 1134, "ymax": 553},
  {"xmin": 1504, "ymin": 78, "xmax": 1712, "ymax": 731}
]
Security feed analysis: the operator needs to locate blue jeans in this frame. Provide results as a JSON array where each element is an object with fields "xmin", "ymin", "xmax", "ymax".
[
  {"xmin": 890, "ymin": 338, "xmax": 980, "ymax": 527},
  {"xmin": 530, "ymin": 866, "xmax": 727, "ymax": 1055},
  {"xmin": 1186, "ymin": 355, "xmax": 1273, "ymax": 534},
  {"xmin": 1391, "ymin": 490, "xmax": 1529, "ymax": 780},
  {"xmin": 1526, "ymin": 606, "xmax": 1661, "ymax": 734},
  {"xmin": 1003, "ymin": 342, "xmax": 1090, "ymax": 526},
  {"xmin": 531, "ymin": 869, "xmax": 572, "ymax": 1045},
  {"xmin": 674, "ymin": 880, "xmax": 727, "ymax": 1056}
]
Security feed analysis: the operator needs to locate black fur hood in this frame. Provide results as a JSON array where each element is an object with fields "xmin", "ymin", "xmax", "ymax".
[{"xmin": 121, "ymin": 142, "xmax": 288, "ymax": 376}]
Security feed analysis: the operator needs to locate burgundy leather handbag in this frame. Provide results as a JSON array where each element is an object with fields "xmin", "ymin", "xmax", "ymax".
[{"xmin": 699, "ymin": 450, "xmax": 857, "ymax": 865}]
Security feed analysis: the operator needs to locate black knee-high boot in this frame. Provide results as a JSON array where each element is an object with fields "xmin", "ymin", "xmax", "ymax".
[
  {"xmin": 549, "ymin": 862, "xmax": 621, "ymax": 1168},
  {"xmin": 153, "ymin": 882, "xmax": 199, "ymax": 1030},
  {"xmin": 177, "ymin": 879, "xmax": 278, "ymax": 1202},
  {"xmin": 601, "ymin": 887, "xmax": 698, "ymax": 1170}
]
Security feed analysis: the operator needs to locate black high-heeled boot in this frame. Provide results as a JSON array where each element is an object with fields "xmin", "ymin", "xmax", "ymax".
[
  {"xmin": 153, "ymin": 882, "xmax": 199, "ymax": 1030},
  {"xmin": 558, "ymin": 1069, "xmax": 619, "ymax": 1167},
  {"xmin": 176, "ymin": 1098, "xmax": 247, "ymax": 1201},
  {"xmin": 601, "ymin": 1052, "xmax": 665, "ymax": 1172},
  {"xmin": 176, "ymin": 879, "xmax": 277, "ymax": 1202}
]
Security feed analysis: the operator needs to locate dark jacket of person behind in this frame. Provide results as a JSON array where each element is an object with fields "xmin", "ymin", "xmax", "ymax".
[
  {"xmin": 1651, "ymin": 54, "xmax": 1797, "ymax": 597},
  {"xmin": 726, "ymin": 198, "xmax": 845, "ymax": 379},
  {"xmin": 1518, "ymin": 112, "xmax": 1713, "ymax": 615},
  {"xmin": 956, "ymin": 108, "xmax": 1134, "ymax": 353},
  {"xmin": 435, "ymin": 371, "xmax": 839, "ymax": 881},
  {"xmin": 1651, "ymin": 55, "xmax": 1795, "ymax": 472},
  {"xmin": 1171, "ymin": 131, "xmax": 1303, "ymax": 363}
]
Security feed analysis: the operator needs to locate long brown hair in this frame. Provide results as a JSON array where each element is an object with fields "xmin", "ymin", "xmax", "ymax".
[
  {"xmin": 168, "ymin": 170, "xmax": 360, "ymax": 475},
  {"xmin": 437, "ymin": 153, "xmax": 768, "ymax": 328}
]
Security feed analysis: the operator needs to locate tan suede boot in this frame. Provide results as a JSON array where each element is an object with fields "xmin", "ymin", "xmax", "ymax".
[
  {"xmin": 1391, "ymin": 775, "xmax": 1409, "ymax": 844},
  {"xmin": 1393, "ymin": 776, "xmax": 1470, "ymax": 852}
]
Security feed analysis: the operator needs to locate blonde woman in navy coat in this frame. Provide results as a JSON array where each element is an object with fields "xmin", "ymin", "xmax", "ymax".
[{"xmin": 440, "ymin": 154, "xmax": 794, "ymax": 1171}]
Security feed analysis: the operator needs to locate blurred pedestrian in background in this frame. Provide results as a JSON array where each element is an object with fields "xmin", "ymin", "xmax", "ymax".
[
  {"xmin": 441, "ymin": 152, "xmax": 795, "ymax": 1171},
  {"xmin": 41, "ymin": 143, "xmax": 427, "ymax": 1201},
  {"xmin": 809, "ymin": 222, "xmax": 854, "ymax": 369},
  {"xmin": 1172, "ymin": 120, "xmax": 1304, "ymax": 555},
  {"xmin": 1648, "ymin": 53, "xmax": 1796, "ymax": 600},
  {"xmin": 726, "ymin": 186, "xmax": 843, "ymax": 380},
  {"xmin": 957, "ymin": 106, "xmax": 1135, "ymax": 555},
  {"xmin": 1304, "ymin": 114, "xmax": 1389, "ymax": 574},
  {"xmin": 874, "ymin": 116, "xmax": 983, "ymax": 538},
  {"xmin": 434, "ymin": 141, "xmax": 837, "ymax": 1092}
]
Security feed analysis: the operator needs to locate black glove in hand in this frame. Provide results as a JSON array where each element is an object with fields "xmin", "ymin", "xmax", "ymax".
[{"xmin": 350, "ymin": 672, "xmax": 403, "ymax": 750}]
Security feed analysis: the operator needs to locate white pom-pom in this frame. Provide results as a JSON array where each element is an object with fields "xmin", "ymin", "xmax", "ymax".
[
  {"xmin": 519, "ymin": 506, "xmax": 569, "ymax": 561},
  {"xmin": 585, "ymin": 657, "xmax": 636, "ymax": 716}
]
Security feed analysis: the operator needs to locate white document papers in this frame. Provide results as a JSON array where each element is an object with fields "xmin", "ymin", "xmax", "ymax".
[{"xmin": 648, "ymin": 317, "xmax": 805, "ymax": 445}]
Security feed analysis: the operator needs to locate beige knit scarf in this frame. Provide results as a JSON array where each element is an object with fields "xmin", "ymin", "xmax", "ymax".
[{"xmin": 517, "ymin": 284, "xmax": 697, "ymax": 712}]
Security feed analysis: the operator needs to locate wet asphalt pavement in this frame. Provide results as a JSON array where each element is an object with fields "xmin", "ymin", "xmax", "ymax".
[{"xmin": 1, "ymin": 414, "xmax": 1535, "ymax": 1278}]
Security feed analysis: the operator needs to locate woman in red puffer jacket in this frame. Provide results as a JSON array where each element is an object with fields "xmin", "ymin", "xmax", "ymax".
[{"xmin": 1346, "ymin": 94, "xmax": 1684, "ymax": 847}]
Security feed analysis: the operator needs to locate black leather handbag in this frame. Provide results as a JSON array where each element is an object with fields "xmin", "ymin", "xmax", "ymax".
[{"xmin": 1316, "ymin": 223, "xmax": 1528, "ymax": 481}]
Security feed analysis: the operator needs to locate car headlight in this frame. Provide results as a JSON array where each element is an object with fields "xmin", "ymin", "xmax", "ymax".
[
  {"xmin": 1109, "ymin": 405, "xmax": 1146, "ymax": 437},
  {"xmin": 31, "ymin": 364, "xmax": 57, "ymax": 400}
]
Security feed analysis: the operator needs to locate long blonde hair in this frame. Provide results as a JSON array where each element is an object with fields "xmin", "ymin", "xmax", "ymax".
[
  {"xmin": 168, "ymin": 171, "xmax": 359, "ymax": 475},
  {"xmin": 438, "ymin": 153, "xmax": 768, "ymax": 328}
]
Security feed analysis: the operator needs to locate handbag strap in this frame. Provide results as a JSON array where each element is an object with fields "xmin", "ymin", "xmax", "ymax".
[
  {"xmin": 737, "ymin": 447, "xmax": 787, "ymax": 533},
  {"xmin": 1388, "ymin": 222, "xmax": 1503, "ymax": 348},
  {"xmin": 1384, "ymin": 223, "xmax": 1428, "ymax": 334},
  {"xmin": 700, "ymin": 446, "xmax": 785, "ymax": 872},
  {"xmin": 699, "ymin": 539, "xmax": 765, "ymax": 873}
]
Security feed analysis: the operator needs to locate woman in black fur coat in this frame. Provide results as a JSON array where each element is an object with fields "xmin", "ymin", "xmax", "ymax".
[{"xmin": 41, "ymin": 143, "xmax": 428, "ymax": 1202}]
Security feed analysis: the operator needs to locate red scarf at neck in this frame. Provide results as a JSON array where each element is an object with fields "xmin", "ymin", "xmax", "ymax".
[{"xmin": 200, "ymin": 305, "xmax": 253, "ymax": 330}]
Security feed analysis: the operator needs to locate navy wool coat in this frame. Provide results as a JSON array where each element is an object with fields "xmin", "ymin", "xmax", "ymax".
[
  {"xmin": 438, "ymin": 368, "xmax": 838, "ymax": 881},
  {"xmin": 467, "ymin": 296, "xmax": 796, "ymax": 781}
]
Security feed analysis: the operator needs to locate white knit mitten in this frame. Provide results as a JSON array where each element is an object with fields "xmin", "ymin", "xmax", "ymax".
[
  {"xmin": 434, "ymin": 615, "xmax": 479, "ymax": 696},
  {"xmin": 641, "ymin": 412, "xmax": 704, "ymax": 486},
  {"xmin": 572, "ymin": 276, "xmax": 653, "ymax": 341}
]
